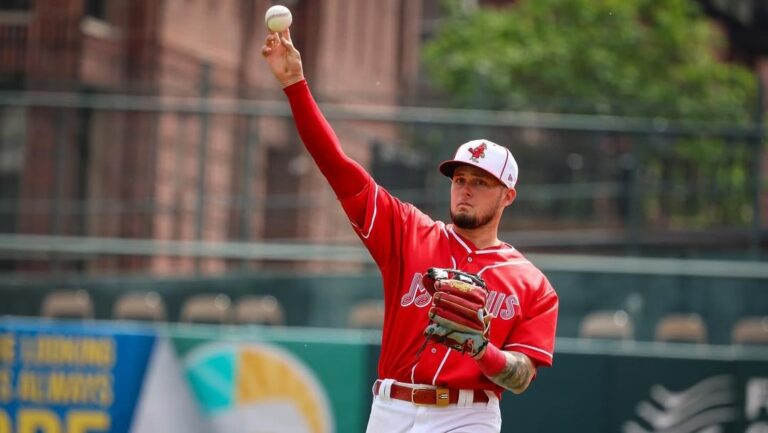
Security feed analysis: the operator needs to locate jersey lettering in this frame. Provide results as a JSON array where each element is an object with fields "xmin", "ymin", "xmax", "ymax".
[
  {"xmin": 404, "ymin": 276, "xmax": 519, "ymax": 321},
  {"xmin": 499, "ymin": 294, "xmax": 520, "ymax": 320},
  {"xmin": 401, "ymin": 273, "xmax": 432, "ymax": 308},
  {"xmin": 488, "ymin": 292, "xmax": 505, "ymax": 317},
  {"xmin": 486, "ymin": 291, "xmax": 518, "ymax": 319}
]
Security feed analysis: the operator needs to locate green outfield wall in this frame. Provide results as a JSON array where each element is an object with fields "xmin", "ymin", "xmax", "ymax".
[
  {"xmin": 2, "ymin": 318, "xmax": 766, "ymax": 433},
  {"xmin": 1, "ymin": 261, "xmax": 767, "ymax": 345}
]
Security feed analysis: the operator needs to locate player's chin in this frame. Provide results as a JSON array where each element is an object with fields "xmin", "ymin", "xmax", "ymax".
[
  {"xmin": 450, "ymin": 208, "xmax": 472, "ymax": 219},
  {"xmin": 450, "ymin": 211, "xmax": 479, "ymax": 229}
]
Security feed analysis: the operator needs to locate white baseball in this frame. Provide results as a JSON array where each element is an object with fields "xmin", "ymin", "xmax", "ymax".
[{"xmin": 265, "ymin": 5, "xmax": 292, "ymax": 32}]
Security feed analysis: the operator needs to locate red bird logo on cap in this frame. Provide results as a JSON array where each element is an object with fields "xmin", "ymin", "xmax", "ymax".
[{"xmin": 467, "ymin": 143, "xmax": 487, "ymax": 162}]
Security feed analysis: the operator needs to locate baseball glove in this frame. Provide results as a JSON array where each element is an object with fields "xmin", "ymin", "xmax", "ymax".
[{"xmin": 422, "ymin": 268, "xmax": 490, "ymax": 357}]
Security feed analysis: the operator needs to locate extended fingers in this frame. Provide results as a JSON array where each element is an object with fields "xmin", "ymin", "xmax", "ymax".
[
  {"xmin": 281, "ymin": 28, "xmax": 292, "ymax": 42},
  {"xmin": 280, "ymin": 36, "xmax": 296, "ymax": 53},
  {"xmin": 261, "ymin": 33, "xmax": 284, "ymax": 57},
  {"xmin": 279, "ymin": 29, "xmax": 299, "ymax": 52}
]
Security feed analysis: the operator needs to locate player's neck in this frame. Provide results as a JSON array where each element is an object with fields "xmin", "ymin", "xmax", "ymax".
[{"xmin": 452, "ymin": 225, "xmax": 502, "ymax": 250}]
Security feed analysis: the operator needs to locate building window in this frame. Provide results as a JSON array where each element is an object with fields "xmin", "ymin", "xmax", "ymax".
[
  {"xmin": 0, "ymin": 0, "xmax": 32, "ymax": 11},
  {"xmin": 0, "ymin": 107, "xmax": 25, "ymax": 236},
  {"xmin": 0, "ymin": 107, "xmax": 25, "ymax": 176},
  {"xmin": 84, "ymin": 0, "xmax": 106, "ymax": 21}
]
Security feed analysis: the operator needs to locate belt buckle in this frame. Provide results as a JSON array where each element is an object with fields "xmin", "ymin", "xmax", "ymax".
[
  {"xmin": 435, "ymin": 387, "xmax": 450, "ymax": 407},
  {"xmin": 410, "ymin": 386, "xmax": 451, "ymax": 407}
]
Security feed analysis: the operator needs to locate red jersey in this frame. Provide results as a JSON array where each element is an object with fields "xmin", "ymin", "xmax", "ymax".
[
  {"xmin": 283, "ymin": 80, "xmax": 558, "ymax": 397},
  {"xmin": 340, "ymin": 179, "xmax": 558, "ymax": 396}
]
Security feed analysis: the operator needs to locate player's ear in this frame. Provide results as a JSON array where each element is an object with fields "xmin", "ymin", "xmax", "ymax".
[{"xmin": 502, "ymin": 188, "xmax": 516, "ymax": 207}]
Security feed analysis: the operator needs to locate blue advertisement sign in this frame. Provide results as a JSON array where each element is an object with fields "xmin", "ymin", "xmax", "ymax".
[{"xmin": 0, "ymin": 318, "xmax": 156, "ymax": 433}]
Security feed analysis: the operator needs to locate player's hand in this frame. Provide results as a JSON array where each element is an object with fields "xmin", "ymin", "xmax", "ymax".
[{"xmin": 261, "ymin": 28, "xmax": 304, "ymax": 88}]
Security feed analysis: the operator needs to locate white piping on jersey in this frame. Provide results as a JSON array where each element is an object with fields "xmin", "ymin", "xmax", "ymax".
[
  {"xmin": 477, "ymin": 259, "xmax": 530, "ymax": 276},
  {"xmin": 440, "ymin": 223, "xmax": 450, "ymax": 239},
  {"xmin": 475, "ymin": 248, "xmax": 517, "ymax": 255},
  {"xmin": 448, "ymin": 226, "xmax": 472, "ymax": 254},
  {"xmin": 359, "ymin": 184, "xmax": 380, "ymax": 239},
  {"xmin": 448, "ymin": 225, "xmax": 517, "ymax": 256},
  {"xmin": 503, "ymin": 343, "xmax": 553, "ymax": 359},
  {"xmin": 411, "ymin": 362, "xmax": 417, "ymax": 384},
  {"xmin": 432, "ymin": 350, "xmax": 452, "ymax": 385},
  {"xmin": 441, "ymin": 224, "xmax": 457, "ymax": 268}
]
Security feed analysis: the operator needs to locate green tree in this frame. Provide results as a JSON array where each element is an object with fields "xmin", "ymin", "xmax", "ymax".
[
  {"xmin": 422, "ymin": 0, "xmax": 760, "ymax": 230},
  {"xmin": 423, "ymin": 0, "xmax": 756, "ymax": 120}
]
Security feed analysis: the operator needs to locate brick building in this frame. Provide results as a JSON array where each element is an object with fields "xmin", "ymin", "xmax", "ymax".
[
  {"xmin": 0, "ymin": 0, "xmax": 425, "ymax": 274},
  {"xmin": 0, "ymin": 0, "xmax": 765, "ymax": 275}
]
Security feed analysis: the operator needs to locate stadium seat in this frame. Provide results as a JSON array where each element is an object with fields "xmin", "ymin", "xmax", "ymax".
[
  {"xmin": 113, "ymin": 291, "xmax": 167, "ymax": 322},
  {"xmin": 348, "ymin": 300, "xmax": 385, "ymax": 329},
  {"xmin": 234, "ymin": 295, "xmax": 285, "ymax": 325},
  {"xmin": 180, "ymin": 294, "xmax": 232, "ymax": 324},
  {"xmin": 654, "ymin": 313, "xmax": 708, "ymax": 343},
  {"xmin": 579, "ymin": 310, "xmax": 634, "ymax": 340},
  {"xmin": 40, "ymin": 289, "xmax": 94, "ymax": 319},
  {"xmin": 731, "ymin": 316, "xmax": 768, "ymax": 345}
]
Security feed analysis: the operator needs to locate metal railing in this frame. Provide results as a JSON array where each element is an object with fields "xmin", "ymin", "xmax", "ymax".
[{"xmin": 0, "ymin": 87, "xmax": 765, "ymax": 274}]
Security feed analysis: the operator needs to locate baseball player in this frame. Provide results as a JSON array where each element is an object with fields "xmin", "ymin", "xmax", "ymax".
[{"xmin": 262, "ymin": 30, "xmax": 558, "ymax": 433}]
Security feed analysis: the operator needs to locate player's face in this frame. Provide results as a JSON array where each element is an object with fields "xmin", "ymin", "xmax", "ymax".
[{"xmin": 449, "ymin": 166, "xmax": 510, "ymax": 229}]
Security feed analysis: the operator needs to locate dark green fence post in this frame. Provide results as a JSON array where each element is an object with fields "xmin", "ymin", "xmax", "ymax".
[
  {"xmin": 51, "ymin": 108, "xmax": 68, "ymax": 273},
  {"xmin": 195, "ymin": 62, "xmax": 212, "ymax": 273},
  {"xmin": 751, "ymin": 74, "xmax": 764, "ymax": 258},
  {"xmin": 239, "ymin": 115, "xmax": 258, "ymax": 269}
]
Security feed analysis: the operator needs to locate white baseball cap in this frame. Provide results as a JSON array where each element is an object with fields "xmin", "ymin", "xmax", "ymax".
[{"xmin": 439, "ymin": 139, "xmax": 518, "ymax": 189}]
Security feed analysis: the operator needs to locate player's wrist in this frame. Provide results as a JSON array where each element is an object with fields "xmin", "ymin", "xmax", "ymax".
[
  {"xmin": 282, "ymin": 78, "xmax": 308, "ymax": 96},
  {"xmin": 281, "ymin": 74, "xmax": 306, "ymax": 89},
  {"xmin": 474, "ymin": 343, "xmax": 507, "ymax": 377}
]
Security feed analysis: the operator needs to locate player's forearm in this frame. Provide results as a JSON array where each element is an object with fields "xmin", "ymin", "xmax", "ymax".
[
  {"xmin": 283, "ymin": 80, "xmax": 370, "ymax": 199},
  {"xmin": 475, "ymin": 344, "xmax": 534, "ymax": 394},
  {"xmin": 488, "ymin": 351, "xmax": 535, "ymax": 394}
]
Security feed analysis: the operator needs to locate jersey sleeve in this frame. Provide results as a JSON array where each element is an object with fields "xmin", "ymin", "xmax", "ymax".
[
  {"xmin": 503, "ymin": 278, "xmax": 559, "ymax": 368},
  {"xmin": 339, "ymin": 176, "xmax": 418, "ymax": 270},
  {"xmin": 284, "ymin": 80, "xmax": 371, "ymax": 201}
]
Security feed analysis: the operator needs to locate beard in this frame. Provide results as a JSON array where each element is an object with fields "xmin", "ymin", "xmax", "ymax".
[{"xmin": 450, "ymin": 207, "xmax": 496, "ymax": 229}]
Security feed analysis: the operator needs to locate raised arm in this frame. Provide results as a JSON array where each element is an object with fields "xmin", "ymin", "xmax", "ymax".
[{"xmin": 261, "ymin": 30, "xmax": 370, "ymax": 203}]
